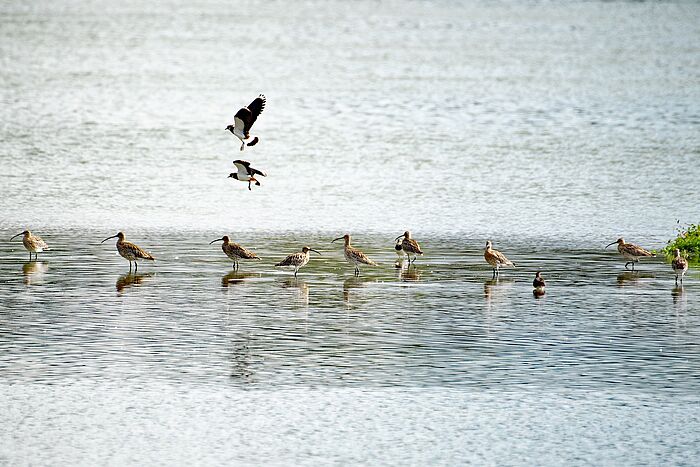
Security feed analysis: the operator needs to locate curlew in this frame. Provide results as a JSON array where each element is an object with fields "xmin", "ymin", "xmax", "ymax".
[
  {"xmin": 226, "ymin": 94, "xmax": 266, "ymax": 150},
  {"xmin": 484, "ymin": 240, "xmax": 514, "ymax": 278},
  {"xmin": 275, "ymin": 246, "xmax": 320, "ymax": 277},
  {"xmin": 209, "ymin": 235, "xmax": 261, "ymax": 270},
  {"xmin": 605, "ymin": 238, "xmax": 654, "ymax": 270},
  {"xmin": 229, "ymin": 160, "xmax": 267, "ymax": 190},
  {"xmin": 672, "ymin": 249, "xmax": 688, "ymax": 285},
  {"xmin": 101, "ymin": 232, "xmax": 155, "ymax": 272},
  {"xmin": 332, "ymin": 234, "xmax": 378, "ymax": 276},
  {"xmin": 395, "ymin": 231, "xmax": 423, "ymax": 265},
  {"xmin": 10, "ymin": 230, "xmax": 49, "ymax": 261}
]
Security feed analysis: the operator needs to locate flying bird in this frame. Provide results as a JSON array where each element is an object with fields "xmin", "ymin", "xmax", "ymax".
[
  {"xmin": 484, "ymin": 240, "xmax": 514, "ymax": 278},
  {"xmin": 10, "ymin": 230, "xmax": 49, "ymax": 261},
  {"xmin": 229, "ymin": 160, "xmax": 267, "ymax": 190},
  {"xmin": 605, "ymin": 238, "xmax": 654, "ymax": 270},
  {"xmin": 226, "ymin": 94, "xmax": 266, "ymax": 151},
  {"xmin": 101, "ymin": 232, "xmax": 155, "ymax": 272}
]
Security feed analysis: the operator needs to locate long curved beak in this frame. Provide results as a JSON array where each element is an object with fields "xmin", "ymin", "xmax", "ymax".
[
  {"xmin": 309, "ymin": 249, "xmax": 321, "ymax": 255},
  {"xmin": 209, "ymin": 238, "xmax": 224, "ymax": 245},
  {"xmin": 605, "ymin": 241, "xmax": 617, "ymax": 249},
  {"xmin": 101, "ymin": 235, "xmax": 118, "ymax": 244},
  {"xmin": 395, "ymin": 235, "xmax": 404, "ymax": 242},
  {"xmin": 10, "ymin": 232, "xmax": 23, "ymax": 240},
  {"xmin": 331, "ymin": 237, "xmax": 343, "ymax": 243}
]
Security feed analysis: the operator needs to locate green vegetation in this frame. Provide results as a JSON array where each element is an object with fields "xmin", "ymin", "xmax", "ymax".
[{"xmin": 661, "ymin": 222, "xmax": 700, "ymax": 262}]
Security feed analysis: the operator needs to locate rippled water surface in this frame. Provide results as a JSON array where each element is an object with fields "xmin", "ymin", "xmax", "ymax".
[{"xmin": 2, "ymin": 0, "xmax": 700, "ymax": 465}]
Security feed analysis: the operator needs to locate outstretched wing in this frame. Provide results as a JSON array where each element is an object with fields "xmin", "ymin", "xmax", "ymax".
[
  {"xmin": 234, "ymin": 94, "xmax": 265, "ymax": 135},
  {"xmin": 250, "ymin": 167, "xmax": 266, "ymax": 177},
  {"xmin": 233, "ymin": 160, "xmax": 251, "ymax": 175}
]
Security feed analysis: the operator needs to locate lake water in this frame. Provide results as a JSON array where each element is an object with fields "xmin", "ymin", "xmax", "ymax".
[{"xmin": 1, "ymin": 0, "xmax": 700, "ymax": 465}]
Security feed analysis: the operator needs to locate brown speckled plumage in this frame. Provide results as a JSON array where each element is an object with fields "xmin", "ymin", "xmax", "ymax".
[
  {"xmin": 275, "ymin": 246, "xmax": 320, "ymax": 276},
  {"xmin": 672, "ymin": 249, "xmax": 688, "ymax": 284},
  {"xmin": 101, "ymin": 232, "xmax": 154, "ymax": 272},
  {"xmin": 210, "ymin": 235, "xmax": 260, "ymax": 270},
  {"xmin": 606, "ymin": 238, "xmax": 653, "ymax": 270},
  {"xmin": 332, "ymin": 234, "xmax": 378, "ymax": 275},
  {"xmin": 10, "ymin": 230, "xmax": 49, "ymax": 261},
  {"xmin": 395, "ymin": 231, "xmax": 423, "ymax": 265},
  {"xmin": 484, "ymin": 240, "xmax": 514, "ymax": 277}
]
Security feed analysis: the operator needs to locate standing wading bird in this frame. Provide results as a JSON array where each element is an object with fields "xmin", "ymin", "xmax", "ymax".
[
  {"xmin": 331, "ymin": 234, "xmax": 378, "ymax": 276},
  {"xmin": 226, "ymin": 94, "xmax": 266, "ymax": 151},
  {"xmin": 10, "ymin": 230, "xmax": 49, "ymax": 261},
  {"xmin": 484, "ymin": 240, "xmax": 514, "ymax": 278},
  {"xmin": 533, "ymin": 271, "xmax": 546, "ymax": 297},
  {"xmin": 605, "ymin": 238, "xmax": 654, "ymax": 270},
  {"xmin": 229, "ymin": 160, "xmax": 267, "ymax": 190},
  {"xmin": 395, "ymin": 231, "xmax": 423, "ymax": 266},
  {"xmin": 209, "ymin": 235, "xmax": 261, "ymax": 270},
  {"xmin": 275, "ymin": 246, "xmax": 321, "ymax": 277},
  {"xmin": 672, "ymin": 249, "xmax": 688, "ymax": 285},
  {"xmin": 101, "ymin": 232, "xmax": 155, "ymax": 272}
]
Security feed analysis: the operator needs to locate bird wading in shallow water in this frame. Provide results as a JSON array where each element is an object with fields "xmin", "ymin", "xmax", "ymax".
[
  {"xmin": 605, "ymin": 238, "xmax": 654, "ymax": 270},
  {"xmin": 672, "ymin": 249, "xmax": 688, "ymax": 285},
  {"xmin": 209, "ymin": 235, "xmax": 261, "ymax": 270},
  {"xmin": 226, "ymin": 94, "xmax": 266, "ymax": 151},
  {"xmin": 395, "ymin": 231, "xmax": 423, "ymax": 266},
  {"xmin": 484, "ymin": 240, "xmax": 514, "ymax": 278},
  {"xmin": 101, "ymin": 232, "xmax": 155, "ymax": 272},
  {"xmin": 10, "ymin": 230, "xmax": 49, "ymax": 261},
  {"xmin": 533, "ymin": 271, "xmax": 546, "ymax": 297},
  {"xmin": 275, "ymin": 246, "xmax": 321, "ymax": 277},
  {"xmin": 229, "ymin": 160, "xmax": 267, "ymax": 190},
  {"xmin": 332, "ymin": 234, "xmax": 378, "ymax": 276}
]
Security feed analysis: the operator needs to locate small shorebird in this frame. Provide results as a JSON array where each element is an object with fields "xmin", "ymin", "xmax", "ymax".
[
  {"xmin": 533, "ymin": 271, "xmax": 546, "ymax": 297},
  {"xmin": 229, "ymin": 160, "xmax": 267, "ymax": 190},
  {"xmin": 332, "ymin": 234, "xmax": 378, "ymax": 276},
  {"xmin": 394, "ymin": 241, "xmax": 404, "ymax": 268},
  {"xmin": 10, "ymin": 230, "xmax": 49, "ymax": 261},
  {"xmin": 209, "ymin": 235, "xmax": 261, "ymax": 270},
  {"xmin": 226, "ymin": 94, "xmax": 266, "ymax": 150},
  {"xmin": 605, "ymin": 238, "xmax": 654, "ymax": 270},
  {"xmin": 484, "ymin": 240, "xmax": 514, "ymax": 277},
  {"xmin": 395, "ymin": 231, "xmax": 423, "ymax": 265},
  {"xmin": 275, "ymin": 246, "xmax": 320, "ymax": 277},
  {"xmin": 101, "ymin": 232, "xmax": 155, "ymax": 272},
  {"xmin": 672, "ymin": 249, "xmax": 688, "ymax": 285}
]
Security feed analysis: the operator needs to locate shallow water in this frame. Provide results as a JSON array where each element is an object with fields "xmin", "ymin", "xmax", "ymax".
[{"xmin": 2, "ymin": 0, "xmax": 700, "ymax": 464}]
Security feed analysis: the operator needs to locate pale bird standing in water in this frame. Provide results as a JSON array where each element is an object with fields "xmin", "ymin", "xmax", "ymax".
[
  {"xmin": 101, "ymin": 232, "xmax": 155, "ymax": 272},
  {"xmin": 395, "ymin": 231, "xmax": 423, "ymax": 265},
  {"xmin": 209, "ymin": 235, "xmax": 261, "ymax": 270},
  {"xmin": 605, "ymin": 237, "xmax": 654, "ymax": 270},
  {"xmin": 484, "ymin": 240, "xmax": 514, "ymax": 278},
  {"xmin": 275, "ymin": 246, "xmax": 320, "ymax": 277},
  {"xmin": 672, "ymin": 249, "xmax": 688, "ymax": 285},
  {"xmin": 225, "ymin": 94, "xmax": 266, "ymax": 151},
  {"xmin": 10, "ymin": 230, "xmax": 49, "ymax": 261},
  {"xmin": 332, "ymin": 234, "xmax": 378, "ymax": 276}
]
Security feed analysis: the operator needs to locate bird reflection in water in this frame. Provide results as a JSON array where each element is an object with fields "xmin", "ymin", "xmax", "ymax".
[
  {"xmin": 281, "ymin": 277, "xmax": 309, "ymax": 306},
  {"xmin": 671, "ymin": 285, "xmax": 686, "ymax": 307},
  {"xmin": 229, "ymin": 340, "xmax": 254, "ymax": 381},
  {"xmin": 221, "ymin": 271, "xmax": 259, "ymax": 288},
  {"xmin": 116, "ymin": 273, "xmax": 153, "ymax": 293},
  {"xmin": 22, "ymin": 261, "xmax": 48, "ymax": 285},
  {"xmin": 616, "ymin": 271, "xmax": 654, "ymax": 287},
  {"xmin": 343, "ymin": 276, "xmax": 372, "ymax": 306},
  {"xmin": 398, "ymin": 267, "xmax": 421, "ymax": 282},
  {"xmin": 483, "ymin": 278, "xmax": 514, "ymax": 302}
]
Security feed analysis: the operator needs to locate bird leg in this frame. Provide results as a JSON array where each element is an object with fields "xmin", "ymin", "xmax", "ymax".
[
  {"xmin": 240, "ymin": 142, "xmax": 245, "ymax": 151},
  {"xmin": 355, "ymin": 266, "xmax": 360, "ymax": 276},
  {"xmin": 248, "ymin": 180, "xmax": 252, "ymax": 190},
  {"xmin": 129, "ymin": 261, "xmax": 132, "ymax": 272},
  {"xmin": 624, "ymin": 262, "xmax": 631, "ymax": 270},
  {"xmin": 135, "ymin": 261, "xmax": 139, "ymax": 272}
]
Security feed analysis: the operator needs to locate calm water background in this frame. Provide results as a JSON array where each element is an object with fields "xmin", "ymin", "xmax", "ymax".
[{"xmin": 1, "ymin": 0, "xmax": 700, "ymax": 465}]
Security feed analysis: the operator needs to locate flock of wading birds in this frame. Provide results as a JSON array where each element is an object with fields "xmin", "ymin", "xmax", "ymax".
[{"xmin": 6, "ymin": 95, "xmax": 693, "ymax": 292}]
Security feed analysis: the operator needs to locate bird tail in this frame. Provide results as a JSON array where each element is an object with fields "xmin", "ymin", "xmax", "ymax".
[{"xmin": 247, "ymin": 136, "xmax": 259, "ymax": 147}]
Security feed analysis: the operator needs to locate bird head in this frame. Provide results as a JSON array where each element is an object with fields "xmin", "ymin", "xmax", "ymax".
[
  {"xmin": 485, "ymin": 240, "xmax": 493, "ymax": 249},
  {"xmin": 605, "ymin": 238, "xmax": 624, "ymax": 248},
  {"xmin": 228, "ymin": 173, "xmax": 238, "ymax": 180},
  {"xmin": 332, "ymin": 234, "xmax": 350, "ymax": 244},
  {"xmin": 209, "ymin": 236, "xmax": 229, "ymax": 245},
  {"xmin": 302, "ymin": 247, "xmax": 321, "ymax": 255},
  {"xmin": 225, "ymin": 125, "xmax": 235, "ymax": 133},
  {"xmin": 101, "ymin": 232, "xmax": 125, "ymax": 243},
  {"xmin": 10, "ymin": 230, "xmax": 29, "ymax": 240}
]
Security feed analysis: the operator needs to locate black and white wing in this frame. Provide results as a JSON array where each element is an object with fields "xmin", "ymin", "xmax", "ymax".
[
  {"xmin": 233, "ymin": 94, "xmax": 266, "ymax": 136},
  {"xmin": 233, "ymin": 160, "xmax": 252, "ymax": 176}
]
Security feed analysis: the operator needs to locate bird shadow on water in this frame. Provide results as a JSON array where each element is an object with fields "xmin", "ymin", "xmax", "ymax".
[
  {"xmin": 343, "ymin": 275, "xmax": 373, "ymax": 306},
  {"xmin": 616, "ymin": 271, "xmax": 655, "ymax": 287},
  {"xmin": 397, "ymin": 266, "xmax": 421, "ymax": 282},
  {"xmin": 483, "ymin": 278, "xmax": 515, "ymax": 302},
  {"xmin": 280, "ymin": 277, "xmax": 310, "ymax": 307},
  {"xmin": 22, "ymin": 261, "xmax": 48, "ymax": 285},
  {"xmin": 116, "ymin": 272, "xmax": 154, "ymax": 293},
  {"xmin": 671, "ymin": 285, "xmax": 686, "ymax": 308}
]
